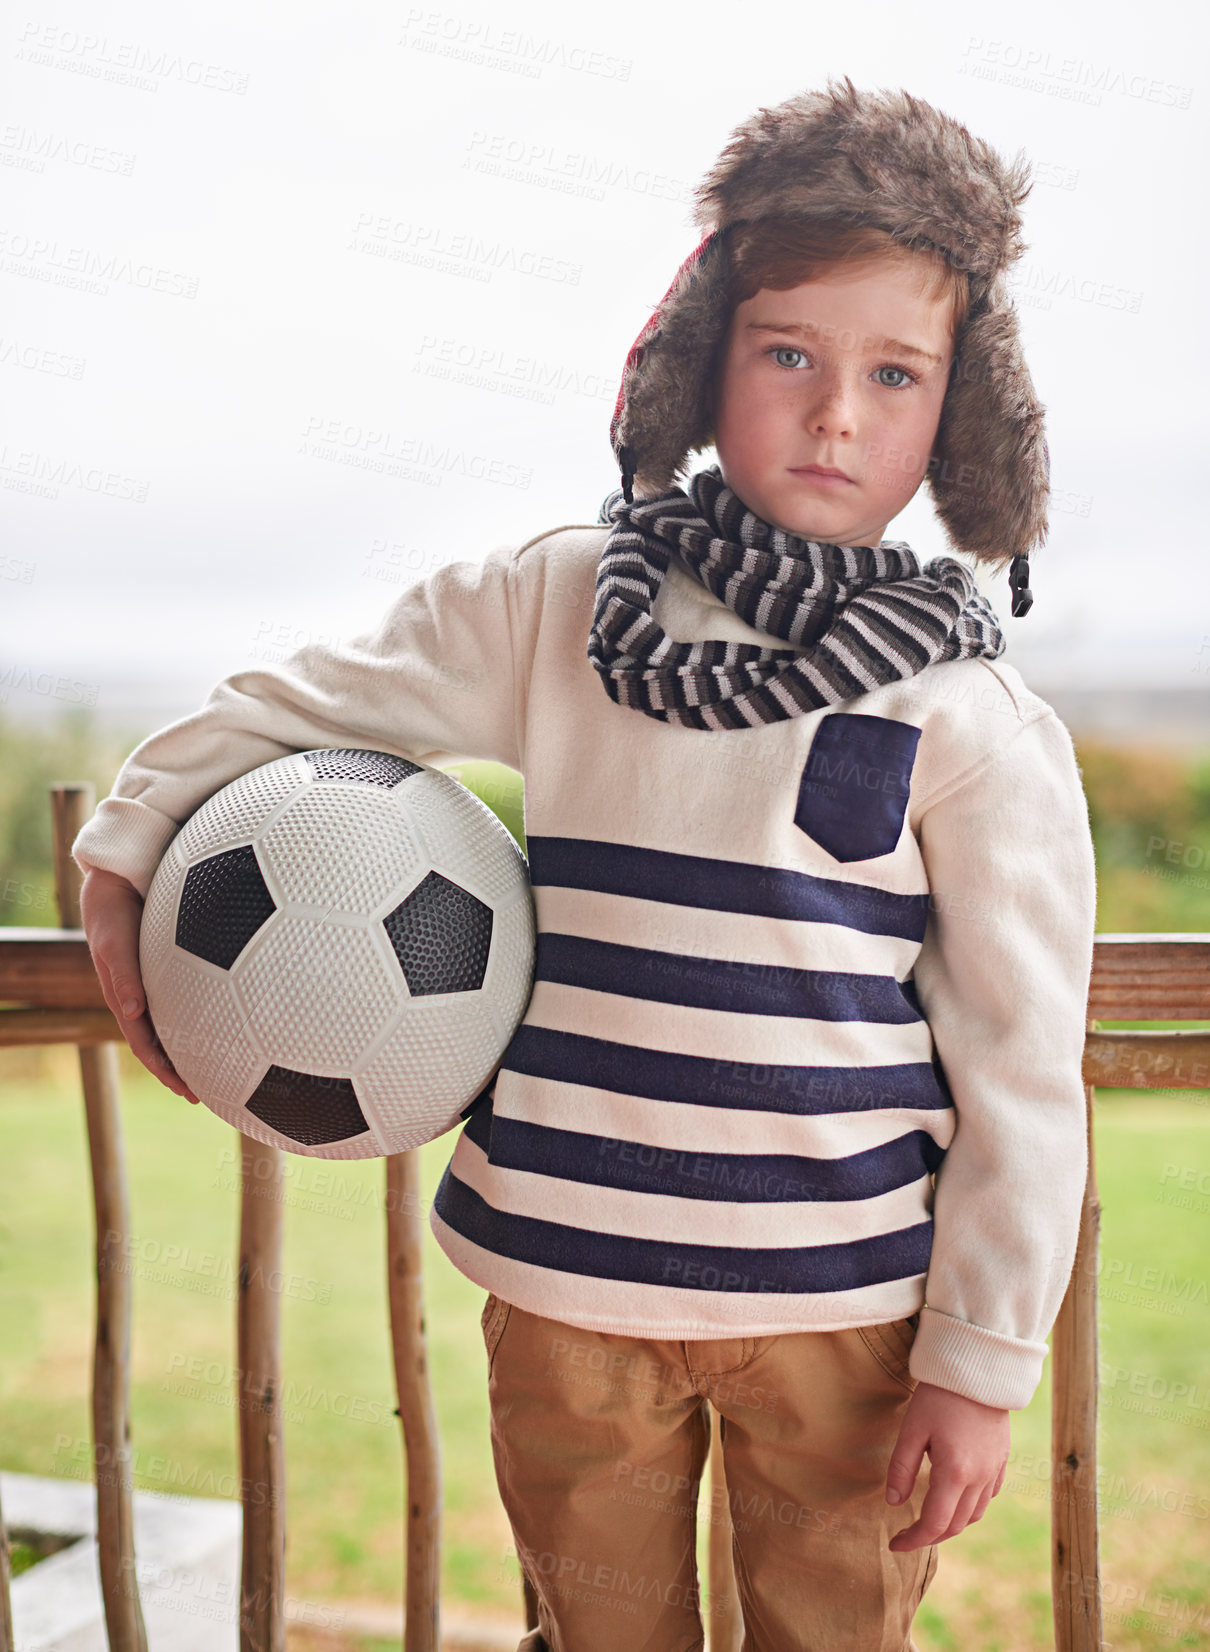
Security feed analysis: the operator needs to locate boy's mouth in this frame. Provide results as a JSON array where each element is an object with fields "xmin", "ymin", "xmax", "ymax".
[{"xmin": 790, "ymin": 464, "xmax": 854, "ymax": 484}]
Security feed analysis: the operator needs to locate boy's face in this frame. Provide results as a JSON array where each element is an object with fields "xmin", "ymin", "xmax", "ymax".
[{"xmin": 709, "ymin": 259, "xmax": 955, "ymax": 549}]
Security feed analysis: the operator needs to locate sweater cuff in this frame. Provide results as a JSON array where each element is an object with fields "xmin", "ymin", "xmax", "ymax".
[
  {"xmin": 71, "ymin": 797, "xmax": 181, "ymax": 900},
  {"xmin": 909, "ymin": 1305, "xmax": 1050, "ymax": 1411}
]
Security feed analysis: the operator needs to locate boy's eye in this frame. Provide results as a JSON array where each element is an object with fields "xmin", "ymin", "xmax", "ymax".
[{"xmin": 765, "ymin": 346, "xmax": 919, "ymax": 388}]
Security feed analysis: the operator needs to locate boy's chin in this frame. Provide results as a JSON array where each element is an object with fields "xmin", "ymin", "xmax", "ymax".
[
  {"xmin": 720, "ymin": 475, "xmax": 875, "ymax": 547},
  {"xmin": 750, "ymin": 501, "xmax": 873, "ymax": 547}
]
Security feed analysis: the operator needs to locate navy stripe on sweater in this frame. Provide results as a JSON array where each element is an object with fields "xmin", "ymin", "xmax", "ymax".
[
  {"xmin": 525, "ymin": 836, "xmax": 929, "ymax": 941},
  {"xmin": 534, "ymin": 932, "xmax": 923, "ymax": 1023},
  {"xmin": 432, "ymin": 1164, "xmax": 934, "ymax": 1293},
  {"xmin": 498, "ymin": 1025, "xmax": 954, "ymax": 1116},
  {"xmin": 462, "ymin": 1105, "xmax": 947, "ymax": 1201}
]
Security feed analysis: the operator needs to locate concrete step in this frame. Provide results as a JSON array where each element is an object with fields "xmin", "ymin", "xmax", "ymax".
[{"xmin": 3, "ymin": 1470, "xmax": 527, "ymax": 1651}]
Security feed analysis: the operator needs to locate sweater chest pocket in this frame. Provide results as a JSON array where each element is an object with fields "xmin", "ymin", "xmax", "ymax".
[{"xmin": 794, "ymin": 712, "xmax": 922, "ymax": 863}]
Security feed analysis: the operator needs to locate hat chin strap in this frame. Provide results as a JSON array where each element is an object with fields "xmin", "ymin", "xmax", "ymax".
[
  {"xmin": 1009, "ymin": 554, "xmax": 1033, "ymax": 617},
  {"xmin": 617, "ymin": 443, "xmax": 637, "ymax": 505}
]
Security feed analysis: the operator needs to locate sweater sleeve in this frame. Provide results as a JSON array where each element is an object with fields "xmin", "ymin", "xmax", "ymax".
[
  {"xmin": 71, "ymin": 542, "xmax": 522, "ymax": 899},
  {"xmin": 907, "ymin": 707, "xmax": 1098, "ymax": 1411}
]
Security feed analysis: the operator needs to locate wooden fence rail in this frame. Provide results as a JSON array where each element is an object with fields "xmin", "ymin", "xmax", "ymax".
[{"xmin": 0, "ymin": 781, "xmax": 1207, "ymax": 1651}]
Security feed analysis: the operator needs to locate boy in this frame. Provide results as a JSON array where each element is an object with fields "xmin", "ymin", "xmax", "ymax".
[{"xmin": 75, "ymin": 79, "xmax": 1097, "ymax": 1651}]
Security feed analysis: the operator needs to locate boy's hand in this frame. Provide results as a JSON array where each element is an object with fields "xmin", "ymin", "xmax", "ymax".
[
  {"xmin": 79, "ymin": 866, "xmax": 203, "ymax": 1105},
  {"xmin": 885, "ymin": 1380, "xmax": 1009, "ymax": 1549}
]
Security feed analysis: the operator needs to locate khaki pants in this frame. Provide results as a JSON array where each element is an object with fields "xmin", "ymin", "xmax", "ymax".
[{"xmin": 481, "ymin": 1295, "xmax": 938, "ymax": 1652}]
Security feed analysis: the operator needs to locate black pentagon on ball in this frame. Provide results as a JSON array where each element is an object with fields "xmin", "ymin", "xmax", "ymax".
[
  {"xmin": 176, "ymin": 844, "xmax": 278, "ymax": 969},
  {"xmin": 304, "ymin": 747, "xmax": 423, "ymax": 787},
  {"xmin": 245, "ymin": 1065, "xmax": 371, "ymax": 1146},
  {"xmin": 383, "ymin": 869, "xmax": 493, "ymax": 995}
]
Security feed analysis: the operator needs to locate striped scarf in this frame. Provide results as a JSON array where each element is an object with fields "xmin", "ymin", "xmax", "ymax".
[{"xmin": 587, "ymin": 464, "xmax": 1006, "ymax": 731}]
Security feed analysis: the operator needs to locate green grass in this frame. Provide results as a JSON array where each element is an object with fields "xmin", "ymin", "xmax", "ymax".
[
  {"xmin": 1, "ymin": 1046, "xmax": 1208, "ymax": 1651},
  {"xmin": 9, "ymin": 1540, "xmax": 41, "ymax": 1578}
]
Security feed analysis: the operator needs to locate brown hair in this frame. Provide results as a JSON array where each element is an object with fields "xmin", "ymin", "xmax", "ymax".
[{"xmin": 701, "ymin": 217, "xmax": 972, "ymax": 439}]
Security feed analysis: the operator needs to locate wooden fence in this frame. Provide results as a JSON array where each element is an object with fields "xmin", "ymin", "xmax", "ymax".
[{"xmin": 1, "ymin": 781, "xmax": 1208, "ymax": 1652}]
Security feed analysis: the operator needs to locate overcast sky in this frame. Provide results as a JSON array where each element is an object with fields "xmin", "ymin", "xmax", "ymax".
[{"xmin": 3, "ymin": 0, "xmax": 1208, "ymax": 730}]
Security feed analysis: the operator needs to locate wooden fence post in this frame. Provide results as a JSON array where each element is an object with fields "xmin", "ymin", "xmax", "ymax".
[
  {"xmin": 1050, "ymin": 1017, "xmax": 1104, "ymax": 1652},
  {"xmin": 238, "ymin": 1137, "xmax": 286, "ymax": 1652},
  {"xmin": 51, "ymin": 784, "xmax": 147, "ymax": 1652},
  {"xmin": 385, "ymin": 1150, "xmax": 442, "ymax": 1652}
]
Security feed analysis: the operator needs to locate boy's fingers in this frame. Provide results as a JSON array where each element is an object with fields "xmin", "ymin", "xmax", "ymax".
[
  {"xmin": 934, "ymin": 1482, "xmax": 984, "ymax": 1541},
  {"xmin": 82, "ymin": 870, "xmax": 144, "ymax": 1017},
  {"xmin": 116, "ymin": 1003, "xmax": 200, "ymax": 1105},
  {"xmin": 89, "ymin": 936, "xmax": 143, "ymax": 1027},
  {"xmin": 110, "ymin": 974, "xmax": 143, "ymax": 1021},
  {"xmin": 147, "ymin": 1035, "xmax": 204, "ymax": 1107},
  {"xmin": 145, "ymin": 1032, "xmax": 199, "ymax": 1102},
  {"xmin": 102, "ymin": 919, "xmax": 145, "ymax": 1016},
  {"xmin": 128, "ymin": 1014, "xmax": 172, "ymax": 1076},
  {"xmin": 887, "ymin": 1475, "xmax": 962, "ymax": 1550},
  {"xmin": 151, "ymin": 1048, "xmax": 198, "ymax": 1103},
  {"xmin": 885, "ymin": 1428, "xmax": 925, "ymax": 1506},
  {"xmin": 82, "ymin": 874, "xmax": 198, "ymax": 1106}
]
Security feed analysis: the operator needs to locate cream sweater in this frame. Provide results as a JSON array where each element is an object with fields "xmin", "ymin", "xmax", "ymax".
[{"xmin": 72, "ymin": 523, "xmax": 1098, "ymax": 1411}]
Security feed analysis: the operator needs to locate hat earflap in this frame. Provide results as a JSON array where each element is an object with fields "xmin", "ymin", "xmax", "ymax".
[
  {"xmin": 927, "ymin": 275, "xmax": 1050, "ymax": 591},
  {"xmin": 610, "ymin": 230, "xmax": 731, "ymax": 503}
]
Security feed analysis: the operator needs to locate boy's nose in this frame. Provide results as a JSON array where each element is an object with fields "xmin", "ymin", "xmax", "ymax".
[{"xmin": 802, "ymin": 379, "xmax": 858, "ymax": 438}]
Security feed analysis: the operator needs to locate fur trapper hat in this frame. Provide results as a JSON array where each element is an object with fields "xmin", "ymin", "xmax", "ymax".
[{"xmin": 608, "ymin": 76, "xmax": 1049, "ymax": 613}]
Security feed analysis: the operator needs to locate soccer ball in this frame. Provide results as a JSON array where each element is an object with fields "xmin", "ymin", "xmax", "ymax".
[{"xmin": 138, "ymin": 747, "xmax": 535, "ymax": 1159}]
